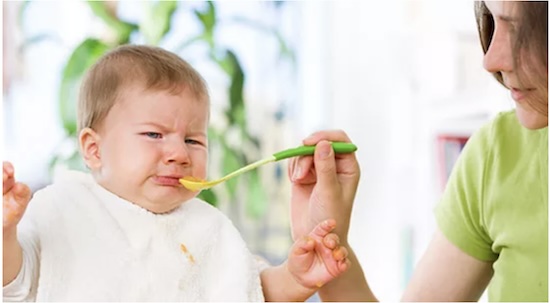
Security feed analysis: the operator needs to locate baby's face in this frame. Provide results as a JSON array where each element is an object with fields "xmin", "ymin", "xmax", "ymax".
[{"xmin": 93, "ymin": 84, "xmax": 209, "ymax": 213}]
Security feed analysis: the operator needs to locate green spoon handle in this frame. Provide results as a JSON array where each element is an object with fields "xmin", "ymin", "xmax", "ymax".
[{"xmin": 272, "ymin": 142, "xmax": 357, "ymax": 161}]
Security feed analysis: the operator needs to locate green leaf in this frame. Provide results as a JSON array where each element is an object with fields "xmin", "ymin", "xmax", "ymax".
[
  {"xmin": 223, "ymin": 50, "xmax": 245, "ymax": 127},
  {"xmin": 140, "ymin": 1, "xmax": 178, "ymax": 45},
  {"xmin": 192, "ymin": 2, "xmax": 216, "ymax": 48},
  {"xmin": 227, "ymin": 105, "xmax": 246, "ymax": 132},
  {"xmin": 197, "ymin": 188, "xmax": 218, "ymax": 207},
  {"xmin": 59, "ymin": 38, "xmax": 110, "ymax": 135},
  {"xmin": 207, "ymin": 126, "xmax": 222, "ymax": 142},
  {"xmin": 244, "ymin": 131, "xmax": 261, "ymax": 149},
  {"xmin": 222, "ymin": 145, "xmax": 242, "ymax": 199},
  {"xmin": 246, "ymin": 170, "xmax": 267, "ymax": 219},
  {"xmin": 86, "ymin": 1, "xmax": 137, "ymax": 44},
  {"xmin": 211, "ymin": 51, "xmax": 233, "ymax": 76},
  {"xmin": 194, "ymin": 1, "xmax": 216, "ymax": 32}
]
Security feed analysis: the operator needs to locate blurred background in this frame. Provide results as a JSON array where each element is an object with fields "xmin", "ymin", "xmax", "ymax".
[{"xmin": 3, "ymin": 1, "xmax": 513, "ymax": 301}]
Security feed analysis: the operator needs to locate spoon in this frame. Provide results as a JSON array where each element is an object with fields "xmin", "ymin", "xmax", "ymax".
[{"xmin": 179, "ymin": 142, "xmax": 357, "ymax": 191}]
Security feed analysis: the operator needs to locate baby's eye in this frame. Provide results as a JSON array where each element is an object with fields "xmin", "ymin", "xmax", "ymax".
[
  {"xmin": 185, "ymin": 139, "xmax": 201, "ymax": 145},
  {"xmin": 143, "ymin": 132, "xmax": 162, "ymax": 139}
]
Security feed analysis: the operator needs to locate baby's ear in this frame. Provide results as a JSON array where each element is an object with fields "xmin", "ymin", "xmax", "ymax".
[{"xmin": 79, "ymin": 128, "xmax": 102, "ymax": 170}]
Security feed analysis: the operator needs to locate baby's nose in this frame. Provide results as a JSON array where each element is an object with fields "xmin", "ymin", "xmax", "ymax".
[{"xmin": 165, "ymin": 141, "xmax": 191, "ymax": 165}]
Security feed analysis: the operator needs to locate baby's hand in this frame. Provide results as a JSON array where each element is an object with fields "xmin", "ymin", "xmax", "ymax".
[
  {"xmin": 287, "ymin": 219, "xmax": 350, "ymax": 290},
  {"xmin": 3, "ymin": 162, "xmax": 31, "ymax": 234}
]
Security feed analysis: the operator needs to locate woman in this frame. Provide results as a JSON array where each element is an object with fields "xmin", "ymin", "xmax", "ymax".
[{"xmin": 289, "ymin": 1, "xmax": 548, "ymax": 301}]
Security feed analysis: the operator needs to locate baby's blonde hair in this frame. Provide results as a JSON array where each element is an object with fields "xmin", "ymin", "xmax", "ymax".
[{"xmin": 77, "ymin": 44, "xmax": 209, "ymax": 132}]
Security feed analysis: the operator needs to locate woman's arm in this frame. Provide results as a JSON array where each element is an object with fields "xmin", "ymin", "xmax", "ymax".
[
  {"xmin": 316, "ymin": 230, "xmax": 493, "ymax": 302},
  {"xmin": 402, "ymin": 230, "xmax": 493, "ymax": 301}
]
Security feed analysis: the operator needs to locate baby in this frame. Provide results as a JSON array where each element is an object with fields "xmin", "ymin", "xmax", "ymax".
[{"xmin": 3, "ymin": 45, "xmax": 349, "ymax": 301}]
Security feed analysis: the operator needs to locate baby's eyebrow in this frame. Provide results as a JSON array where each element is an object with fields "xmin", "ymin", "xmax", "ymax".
[
  {"xmin": 187, "ymin": 131, "xmax": 207, "ymax": 137},
  {"xmin": 135, "ymin": 122, "xmax": 207, "ymax": 135},
  {"xmin": 135, "ymin": 122, "xmax": 169, "ymax": 129}
]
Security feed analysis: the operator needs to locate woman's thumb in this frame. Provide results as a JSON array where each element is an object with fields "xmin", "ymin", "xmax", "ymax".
[{"xmin": 314, "ymin": 141, "xmax": 339, "ymax": 189}]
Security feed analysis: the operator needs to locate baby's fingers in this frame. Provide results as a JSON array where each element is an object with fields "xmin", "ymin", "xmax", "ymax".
[
  {"xmin": 12, "ymin": 183, "xmax": 31, "ymax": 205},
  {"xmin": 323, "ymin": 233, "xmax": 340, "ymax": 249},
  {"xmin": 332, "ymin": 245, "xmax": 348, "ymax": 261},
  {"xmin": 309, "ymin": 219, "xmax": 336, "ymax": 241},
  {"xmin": 3, "ymin": 162, "xmax": 14, "ymax": 176},
  {"xmin": 3, "ymin": 162, "xmax": 15, "ymax": 194},
  {"xmin": 3, "ymin": 183, "xmax": 31, "ymax": 230},
  {"xmin": 337, "ymin": 258, "xmax": 351, "ymax": 273},
  {"xmin": 292, "ymin": 236, "xmax": 316, "ymax": 256}
]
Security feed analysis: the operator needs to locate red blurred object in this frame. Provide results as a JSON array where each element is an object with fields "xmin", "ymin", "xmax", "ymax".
[{"xmin": 436, "ymin": 134, "xmax": 469, "ymax": 190}]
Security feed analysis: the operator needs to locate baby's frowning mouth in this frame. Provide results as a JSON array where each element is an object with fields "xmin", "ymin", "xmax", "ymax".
[{"xmin": 154, "ymin": 175, "xmax": 184, "ymax": 186}]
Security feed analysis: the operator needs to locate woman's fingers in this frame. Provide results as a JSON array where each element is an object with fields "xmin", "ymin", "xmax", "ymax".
[{"xmin": 302, "ymin": 130, "xmax": 352, "ymax": 145}]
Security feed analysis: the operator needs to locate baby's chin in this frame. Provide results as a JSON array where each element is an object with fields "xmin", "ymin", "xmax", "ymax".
[
  {"xmin": 135, "ymin": 192, "xmax": 197, "ymax": 214},
  {"xmin": 138, "ymin": 199, "xmax": 186, "ymax": 215}
]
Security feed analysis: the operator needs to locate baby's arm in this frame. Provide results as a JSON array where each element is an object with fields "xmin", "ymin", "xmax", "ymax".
[
  {"xmin": 261, "ymin": 219, "xmax": 349, "ymax": 301},
  {"xmin": 3, "ymin": 162, "xmax": 32, "ymax": 286}
]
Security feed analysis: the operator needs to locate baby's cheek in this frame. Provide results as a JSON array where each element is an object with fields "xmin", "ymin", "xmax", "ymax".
[{"xmin": 194, "ymin": 163, "xmax": 208, "ymax": 180}]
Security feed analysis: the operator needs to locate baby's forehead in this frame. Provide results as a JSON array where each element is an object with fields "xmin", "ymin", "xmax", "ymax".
[
  {"xmin": 111, "ymin": 83, "xmax": 209, "ymax": 116},
  {"xmin": 117, "ymin": 80, "xmax": 206, "ymax": 101}
]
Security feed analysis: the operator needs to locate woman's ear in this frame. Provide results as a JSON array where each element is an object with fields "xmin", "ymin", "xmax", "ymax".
[{"xmin": 79, "ymin": 128, "xmax": 102, "ymax": 170}]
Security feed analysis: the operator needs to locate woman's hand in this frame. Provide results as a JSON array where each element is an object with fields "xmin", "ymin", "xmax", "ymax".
[{"xmin": 288, "ymin": 130, "xmax": 360, "ymax": 244}]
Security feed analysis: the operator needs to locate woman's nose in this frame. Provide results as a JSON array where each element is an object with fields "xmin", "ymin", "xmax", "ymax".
[{"xmin": 483, "ymin": 25, "xmax": 514, "ymax": 74}]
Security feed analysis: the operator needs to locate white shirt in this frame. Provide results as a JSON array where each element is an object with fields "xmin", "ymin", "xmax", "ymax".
[{"xmin": 3, "ymin": 171, "xmax": 264, "ymax": 302}]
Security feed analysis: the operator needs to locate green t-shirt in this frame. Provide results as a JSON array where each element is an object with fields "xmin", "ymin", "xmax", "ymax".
[{"xmin": 435, "ymin": 110, "xmax": 548, "ymax": 301}]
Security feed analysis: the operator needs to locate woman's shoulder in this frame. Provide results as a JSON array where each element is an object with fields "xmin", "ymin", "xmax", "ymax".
[
  {"xmin": 479, "ymin": 109, "xmax": 517, "ymax": 134},
  {"xmin": 482, "ymin": 109, "xmax": 545, "ymax": 148},
  {"xmin": 469, "ymin": 109, "xmax": 521, "ymax": 148},
  {"xmin": 489, "ymin": 109, "xmax": 520, "ymax": 132}
]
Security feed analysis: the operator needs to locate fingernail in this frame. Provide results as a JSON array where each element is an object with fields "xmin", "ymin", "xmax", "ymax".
[
  {"xmin": 304, "ymin": 134, "xmax": 315, "ymax": 141},
  {"xmin": 319, "ymin": 143, "xmax": 332, "ymax": 159},
  {"xmin": 323, "ymin": 219, "xmax": 334, "ymax": 228},
  {"xmin": 292, "ymin": 166, "xmax": 302, "ymax": 181}
]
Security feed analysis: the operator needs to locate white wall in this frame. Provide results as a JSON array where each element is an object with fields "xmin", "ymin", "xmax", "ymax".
[{"xmin": 292, "ymin": 0, "xmax": 513, "ymax": 300}]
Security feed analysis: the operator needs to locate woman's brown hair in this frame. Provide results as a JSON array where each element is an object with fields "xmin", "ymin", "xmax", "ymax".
[
  {"xmin": 475, "ymin": 1, "xmax": 548, "ymax": 116},
  {"xmin": 77, "ymin": 45, "xmax": 210, "ymax": 133}
]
